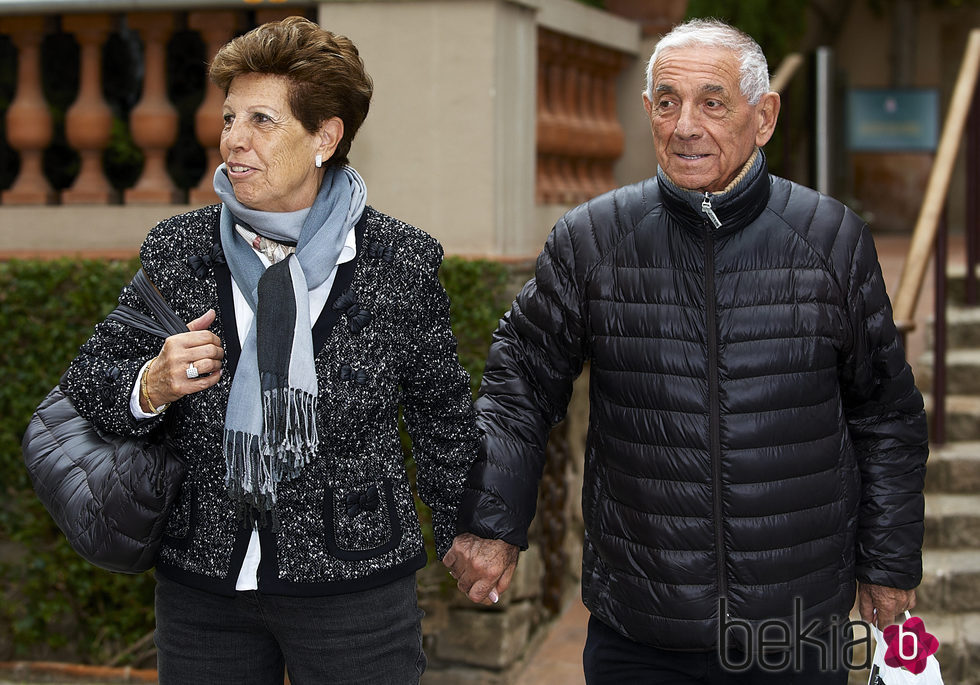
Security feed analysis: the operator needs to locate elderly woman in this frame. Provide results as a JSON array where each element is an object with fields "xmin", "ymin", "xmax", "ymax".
[{"xmin": 61, "ymin": 17, "xmax": 477, "ymax": 684}]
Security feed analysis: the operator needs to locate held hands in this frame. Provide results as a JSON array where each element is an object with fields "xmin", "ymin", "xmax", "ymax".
[
  {"xmin": 858, "ymin": 581, "xmax": 916, "ymax": 628},
  {"xmin": 443, "ymin": 533, "xmax": 519, "ymax": 606},
  {"xmin": 140, "ymin": 309, "xmax": 224, "ymax": 413}
]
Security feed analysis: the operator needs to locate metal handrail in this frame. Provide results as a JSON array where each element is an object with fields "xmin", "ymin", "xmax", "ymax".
[
  {"xmin": 893, "ymin": 29, "xmax": 980, "ymax": 330},
  {"xmin": 891, "ymin": 28, "xmax": 980, "ymax": 444},
  {"xmin": 771, "ymin": 52, "xmax": 804, "ymax": 94}
]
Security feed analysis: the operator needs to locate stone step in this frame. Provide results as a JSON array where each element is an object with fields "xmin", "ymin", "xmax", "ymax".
[
  {"xmin": 925, "ymin": 442, "xmax": 980, "ymax": 494},
  {"xmin": 923, "ymin": 395, "xmax": 980, "ymax": 443},
  {"xmin": 924, "ymin": 494, "xmax": 980, "ymax": 548},
  {"xmin": 917, "ymin": 549, "xmax": 980, "ymax": 614},
  {"xmin": 917, "ymin": 349, "xmax": 980, "ymax": 395},
  {"xmin": 946, "ymin": 262, "xmax": 980, "ymax": 307},
  {"xmin": 925, "ymin": 306, "xmax": 980, "ymax": 350}
]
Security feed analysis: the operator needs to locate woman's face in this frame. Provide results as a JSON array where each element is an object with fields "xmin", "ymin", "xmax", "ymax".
[{"xmin": 220, "ymin": 73, "xmax": 340, "ymax": 212}]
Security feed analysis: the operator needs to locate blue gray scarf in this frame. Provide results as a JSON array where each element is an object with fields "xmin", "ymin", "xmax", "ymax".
[{"xmin": 214, "ymin": 163, "xmax": 367, "ymax": 518}]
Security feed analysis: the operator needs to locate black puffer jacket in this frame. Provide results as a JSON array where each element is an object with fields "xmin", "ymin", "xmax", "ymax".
[{"xmin": 458, "ymin": 152, "xmax": 928, "ymax": 650}]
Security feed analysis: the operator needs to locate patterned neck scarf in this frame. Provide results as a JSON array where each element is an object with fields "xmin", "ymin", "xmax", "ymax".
[{"xmin": 214, "ymin": 163, "xmax": 367, "ymax": 520}]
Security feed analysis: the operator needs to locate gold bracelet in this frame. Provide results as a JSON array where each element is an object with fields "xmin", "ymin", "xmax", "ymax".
[{"xmin": 141, "ymin": 357, "xmax": 170, "ymax": 415}]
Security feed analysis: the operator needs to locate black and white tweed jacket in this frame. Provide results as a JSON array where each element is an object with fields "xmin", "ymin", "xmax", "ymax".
[{"xmin": 63, "ymin": 204, "xmax": 479, "ymax": 596}]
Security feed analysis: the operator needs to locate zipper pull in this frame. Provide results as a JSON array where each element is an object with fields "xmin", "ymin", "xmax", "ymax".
[{"xmin": 702, "ymin": 193, "xmax": 722, "ymax": 229}]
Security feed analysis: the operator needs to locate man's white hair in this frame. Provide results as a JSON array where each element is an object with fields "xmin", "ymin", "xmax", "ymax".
[{"xmin": 645, "ymin": 18, "xmax": 770, "ymax": 105}]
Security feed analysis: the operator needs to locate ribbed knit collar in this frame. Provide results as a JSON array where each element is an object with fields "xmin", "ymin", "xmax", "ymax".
[{"xmin": 658, "ymin": 148, "xmax": 771, "ymax": 238}]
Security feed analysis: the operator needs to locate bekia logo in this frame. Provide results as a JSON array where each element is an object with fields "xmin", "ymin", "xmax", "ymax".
[
  {"xmin": 882, "ymin": 615, "xmax": 939, "ymax": 674},
  {"xmin": 718, "ymin": 600, "xmax": 942, "ymax": 676}
]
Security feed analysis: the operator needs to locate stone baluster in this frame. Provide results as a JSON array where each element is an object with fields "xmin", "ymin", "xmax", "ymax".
[
  {"xmin": 536, "ymin": 33, "xmax": 561, "ymax": 204},
  {"xmin": 535, "ymin": 59, "xmax": 553, "ymax": 204},
  {"xmin": 598, "ymin": 55, "xmax": 625, "ymax": 193},
  {"xmin": 576, "ymin": 57, "xmax": 603, "ymax": 199},
  {"xmin": 557, "ymin": 40, "xmax": 583, "ymax": 203},
  {"xmin": 125, "ymin": 12, "xmax": 179, "ymax": 204},
  {"xmin": 188, "ymin": 11, "xmax": 237, "ymax": 206},
  {"xmin": 61, "ymin": 14, "xmax": 114, "ymax": 204},
  {"xmin": 1, "ymin": 16, "xmax": 55, "ymax": 205}
]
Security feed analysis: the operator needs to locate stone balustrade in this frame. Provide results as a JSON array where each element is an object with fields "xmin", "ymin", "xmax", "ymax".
[
  {"xmin": 536, "ymin": 27, "xmax": 629, "ymax": 205},
  {"xmin": 0, "ymin": 7, "xmax": 306, "ymax": 208},
  {"xmin": 0, "ymin": 1, "xmax": 636, "ymax": 224}
]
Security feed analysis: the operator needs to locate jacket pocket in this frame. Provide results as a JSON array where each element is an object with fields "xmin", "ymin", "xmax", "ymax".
[
  {"xmin": 162, "ymin": 479, "xmax": 194, "ymax": 550},
  {"xmin": 323, "ymin": 479, "xmax": 402, "ymax": 561}
]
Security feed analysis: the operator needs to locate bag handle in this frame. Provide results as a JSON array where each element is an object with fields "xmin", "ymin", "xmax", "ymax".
[
  {"xmin": 868, "ymin": 610, "xmax": 915, "ymax": 646},
  {"xmin": 106, "ymin": 269, "xmax": 188, "ymax": 339}
]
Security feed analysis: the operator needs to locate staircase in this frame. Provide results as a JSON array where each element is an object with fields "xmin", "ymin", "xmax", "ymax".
[{"xmin": 910, "ymin": 266, "xmax": 980, "ymax": 685}]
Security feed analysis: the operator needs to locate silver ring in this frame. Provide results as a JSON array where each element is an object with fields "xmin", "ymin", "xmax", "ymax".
[{"xmin": 186, "ymin": 362, "xmax": 200, "ymax": 379}]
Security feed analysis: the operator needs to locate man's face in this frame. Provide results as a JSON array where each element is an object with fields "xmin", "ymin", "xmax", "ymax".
[{"xmin": 643, "ymin": 46, "xmax": 779, "ymax": 193}]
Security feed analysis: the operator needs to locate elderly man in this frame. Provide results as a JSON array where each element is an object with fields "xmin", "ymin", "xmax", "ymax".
[{"xmin": 443, "ymin": 18, "xmax": 928, "ymax": 684}]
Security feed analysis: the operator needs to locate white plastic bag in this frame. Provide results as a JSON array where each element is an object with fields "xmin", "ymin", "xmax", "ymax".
[{"xmin": 867, "ymin": 612, "xmax": 944, "ymax": 685}]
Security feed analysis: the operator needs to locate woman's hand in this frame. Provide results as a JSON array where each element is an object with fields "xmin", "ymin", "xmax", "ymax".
[{"xmin": 141, "ymin": 309, "xmax": 224, "ymax": 412}]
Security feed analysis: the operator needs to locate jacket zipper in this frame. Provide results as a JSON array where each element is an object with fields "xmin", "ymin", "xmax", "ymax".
[{"xmin": 702, "ymin": 192, "xmax": 728, "ymax": 615}]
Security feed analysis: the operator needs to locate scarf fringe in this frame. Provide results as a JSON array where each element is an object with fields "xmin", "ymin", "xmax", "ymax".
[
  {"xmin": 259, "ymin": 377, "xmax": 318, "ymax": 471},
  {"xmin": 223, "ymin": 385, "xmax": 317, "ymax": 519}
]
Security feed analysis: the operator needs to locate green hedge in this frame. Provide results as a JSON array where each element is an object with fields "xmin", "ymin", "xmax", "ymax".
[{"xmin": 0, "ymin": 255, "xmax": 517, "ymax": 664}]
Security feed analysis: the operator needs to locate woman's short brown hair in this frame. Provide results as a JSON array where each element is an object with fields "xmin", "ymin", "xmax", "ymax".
[{"xmin": 209, "ymin": 16, "xmax": 373, "ymax": 168}]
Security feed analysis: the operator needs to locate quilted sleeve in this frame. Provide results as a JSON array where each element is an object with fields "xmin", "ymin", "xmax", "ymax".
[
  {"xmin": 839, "ymin": 223, "xmax": 929, "ymax": 590},
  {"xmin": 456, "ymin": 215, "xmax": 588, "ymax": 549}
]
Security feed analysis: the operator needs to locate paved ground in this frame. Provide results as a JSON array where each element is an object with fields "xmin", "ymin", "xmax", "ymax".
[{"xmin": 515, "ymin": 592, "xmax": 590, "ymax": 685}]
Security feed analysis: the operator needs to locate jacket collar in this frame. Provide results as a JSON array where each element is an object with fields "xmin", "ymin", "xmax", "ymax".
[{"xmin": 658, "ymin": 148, "xmax": 771, "ymax": 238}]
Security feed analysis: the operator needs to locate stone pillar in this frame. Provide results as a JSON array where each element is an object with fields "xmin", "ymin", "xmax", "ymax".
[
  {"xmin": 188, "ymin": 11, "xmax": 237, "ymax": 207},
  {"xmin": 61, "ymin": 14, "xmax": 114, "ymax": 205},
  {"xmin": 125, "ymin": 12, "xmax": 180, "ymax": 204},
  {"xmin": 1, "ymin": 16, "xmax": 55, "ymax": 205},
  {"xmin": 318, "ymin": 0, "xmax": 537, "ymax": 257},
  {"xmin": 318, "ymin": 0, "xmax": 640, "ymax": 259}
]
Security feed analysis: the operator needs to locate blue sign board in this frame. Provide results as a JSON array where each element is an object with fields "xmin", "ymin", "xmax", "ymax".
[{"xmin": 847, "ymin": 89, "xmax": 939, "ymax": 152}]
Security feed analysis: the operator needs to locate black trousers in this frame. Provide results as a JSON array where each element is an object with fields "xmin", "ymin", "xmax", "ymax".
[
  {"xmin": 584, "ymin": 615, "xmax": 851, "ymax": 685},
  {"xmin": 154, "ymin": 572, "xmax": 425, "ymax": 685}
]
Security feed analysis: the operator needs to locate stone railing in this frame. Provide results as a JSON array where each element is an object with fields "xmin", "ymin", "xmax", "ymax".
[
  {"xmin": 0, "ymin": 0, "xmax": 646, "ymax": 259},
  {"xmin": 0, "ymin": 6, "xmax": 312, "ymax": 210},
  {"xmin": 536, "ymin": 27, "xmax": 628, "ymax": 205}
]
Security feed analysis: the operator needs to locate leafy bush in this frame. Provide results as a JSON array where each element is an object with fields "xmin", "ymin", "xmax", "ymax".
[{"xmin": 0, "ymin": 254, "xmax": 519, "ymax": 665}]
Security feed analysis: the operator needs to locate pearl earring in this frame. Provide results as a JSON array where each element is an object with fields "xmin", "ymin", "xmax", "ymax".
[{"xmin": 315, "ymin": 154, "xmax": 323, "ymax": 168}]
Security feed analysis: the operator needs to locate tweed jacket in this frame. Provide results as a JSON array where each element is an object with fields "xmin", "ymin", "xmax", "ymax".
[{"xmin": 63, "ymin": 204, "xmax": 479, "ymax": 596}]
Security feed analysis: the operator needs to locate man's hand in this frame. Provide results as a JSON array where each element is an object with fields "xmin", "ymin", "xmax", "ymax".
[
  {"xmin": 443, "ymin": 533, "xmax": 519, "ymax": 606},
  {"xmin": 858, "ymin": 582, "xmax": 916, "ymax": 627}
]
